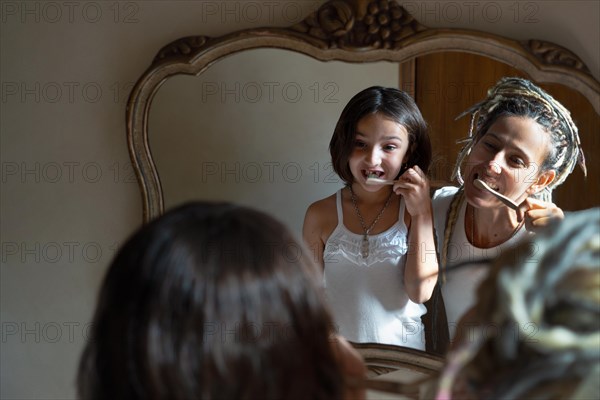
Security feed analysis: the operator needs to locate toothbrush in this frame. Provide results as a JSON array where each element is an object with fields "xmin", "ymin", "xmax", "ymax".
[
  {"xmin": 474, "ymin": 179, "xmax": 519, "ymax": 210},
  {"xmin": 365, "ymin": 176, "xmax": 396, "ymax": 185}
]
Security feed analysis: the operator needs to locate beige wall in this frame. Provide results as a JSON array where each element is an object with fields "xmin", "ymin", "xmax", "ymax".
[
  {"xmin": 1, "ymin": 1, "xmax": 598, "ymax": 398},
  {"xmin": 150, "ymin": 50, "xmax": 399, "ymax": 236}
]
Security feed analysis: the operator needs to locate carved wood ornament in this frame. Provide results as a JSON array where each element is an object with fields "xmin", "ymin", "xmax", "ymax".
[
  {"xmin": 351, "ymin": 341, "xmax": 443, "ymax": 378},
  {"xmin": 127, "ymin": 0, "xmax": 600, "ymax": 223}
]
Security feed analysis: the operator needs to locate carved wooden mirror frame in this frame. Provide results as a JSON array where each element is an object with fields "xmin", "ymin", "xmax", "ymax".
[{"xmin": 127, "ymin": 0, "xmax": 600, "ymax": 223}]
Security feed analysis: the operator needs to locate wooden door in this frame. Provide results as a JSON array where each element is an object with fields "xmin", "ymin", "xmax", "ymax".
[{"xmin": 412, "ymin": 52, "xmax": 598, "ymax": 211}]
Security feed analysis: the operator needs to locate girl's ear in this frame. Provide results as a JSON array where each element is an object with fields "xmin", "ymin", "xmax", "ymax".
[{"xmin": 527, "ymin": 169, "xmax": 556, "ymax": 194}]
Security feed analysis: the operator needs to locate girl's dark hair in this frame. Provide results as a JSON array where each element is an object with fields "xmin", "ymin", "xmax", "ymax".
[
  {"xmin": 329, "ymin": 86, "xmax": 432, "ymax": 185},
  {"xmin": 78, "ymin": 202, "xmax": 343, "ymax": 400}
]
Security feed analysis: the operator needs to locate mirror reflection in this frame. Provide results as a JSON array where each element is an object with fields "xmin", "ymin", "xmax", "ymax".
[
  {"xmin": 147, "ymin": 47, "xmax": 599, "ymax": 354},
  {"xmin": 149, "ymin": 48, "xmax": 400, "ymax": 235},
  {"xmin": 149, "ymin": 50, "xmax": 598, "ymax": 241},
  {"xmin": 135, "ymin": 0, "xmax": 599, "ymax": 357}
]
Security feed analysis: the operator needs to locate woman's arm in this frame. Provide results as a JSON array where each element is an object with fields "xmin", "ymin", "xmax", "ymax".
[{"xmin": 394, "ymin": 166, "xmax": 438, "ymax": 303}]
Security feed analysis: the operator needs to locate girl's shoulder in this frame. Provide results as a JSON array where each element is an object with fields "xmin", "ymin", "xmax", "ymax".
[
  {"xmin": 305, "ymin": 192, "xmax": 338, "ymax": 221},
  {"xmin": 303, "ymin": 192, "xmax": 340, "ymax": 244}
]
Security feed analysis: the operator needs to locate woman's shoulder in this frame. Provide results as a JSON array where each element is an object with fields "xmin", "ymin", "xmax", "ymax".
[
  {"xmin": 432, "ymin": 186, "xmax": 461, "ymax": 229},
  {"xmin": 432, "ymin": 186, "xmax": 461, "ymax": 209},
  {"xmin": 432, "ymin": 185, "xmax": 460, "ymax": 202}
]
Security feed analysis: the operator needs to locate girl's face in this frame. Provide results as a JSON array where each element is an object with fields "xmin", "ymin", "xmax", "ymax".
[
  {"xmin": 463, "ymin": 116, "xmax": 555, "ymax": 208},
  {"xmin": 349, "ymin": 112, "xmax": 410, "ymax": 190}
]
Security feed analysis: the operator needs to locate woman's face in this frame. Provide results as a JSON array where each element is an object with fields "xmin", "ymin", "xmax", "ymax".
[
  {"xmin": 463, "ymin": 115, "xmax": 554, "ymax": 209},
  {"xmin": 348, "ymin": 112, "xmax": 410, "ymax": 191}
]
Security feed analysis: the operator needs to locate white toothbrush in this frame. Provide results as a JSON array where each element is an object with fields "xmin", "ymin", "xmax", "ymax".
[
  {"xmin": 365, "ymin": 176, "xmax": 396, "ymax": 185},
  {"xmin": 474, "ymin": 179, "xmax": 519, "ymax": 210}
]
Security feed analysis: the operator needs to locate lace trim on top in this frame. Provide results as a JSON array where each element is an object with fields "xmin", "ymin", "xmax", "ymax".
[{"xmin": 324, "ymin": 189, "xmax": 408, "ymax": 267}]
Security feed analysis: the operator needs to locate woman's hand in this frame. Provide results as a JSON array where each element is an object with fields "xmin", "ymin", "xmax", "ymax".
[
  {"xmin": 517, "ymin": 197, "xmax": 564, "ymax": 232},
  {"xmin": 393, "ymin": 166, "xmax": 432, "ymax": 217}
]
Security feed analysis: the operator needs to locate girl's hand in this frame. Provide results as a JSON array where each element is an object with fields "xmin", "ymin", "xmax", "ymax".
[
  {"xmin": 396, "ymin": 166, "xmax": 438, "ymax": 303},
  {"xmin": 517, "ymin": 197, "xmax": 564, "ymax": 232},
  {"xmin": 393, "ymin": 166, "xmax": 431, "ymax": 217}
]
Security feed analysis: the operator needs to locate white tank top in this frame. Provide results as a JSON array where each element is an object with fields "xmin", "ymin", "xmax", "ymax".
[
  {"xmin": 432, "ymin": 186, "xmax": 528, "ymax": 339},
  {"xmin": 323, "ymin": 189, "xmax": 426, "ymax": 350}
]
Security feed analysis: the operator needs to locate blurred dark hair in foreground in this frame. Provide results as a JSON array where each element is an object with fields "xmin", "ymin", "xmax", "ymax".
[{"xmin": 77, "ymin": 202, "xmax": 346, "ymax": 400}]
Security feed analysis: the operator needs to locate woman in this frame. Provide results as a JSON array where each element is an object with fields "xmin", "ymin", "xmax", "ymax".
[
  {"xmin": 78, "ymin": 202, "xmax": 366, "ymax": 400},
  {"xmin": 432, "ymin": 77, "xmax": 587, "ymax": 344}
]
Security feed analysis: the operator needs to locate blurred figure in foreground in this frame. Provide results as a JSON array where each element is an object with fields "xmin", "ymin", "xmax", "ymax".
[
  {"xmin": 78, "ymin": 202, "xmax": 366, "ymax": 400},
  {"xmin": 436, "ymin": 208, "xmax": 599, "ymax": 399}
]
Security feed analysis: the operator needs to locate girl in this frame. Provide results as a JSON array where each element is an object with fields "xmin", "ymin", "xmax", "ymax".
[
  {"xmin": 432, "ymin": 77, "xmax": 587, "ymax": 344},
  {"xmin": 78, "ymin": 202, "xmax": 366, "ymax": 400},
  {"xmin": 303, "ymin": 86, "xmax": 438, "ymax": 350}
]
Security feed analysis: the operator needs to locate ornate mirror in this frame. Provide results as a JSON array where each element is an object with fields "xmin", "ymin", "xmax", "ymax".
[
  {"xmin": 127, "ymin": 0, "xmax": 599, "ymax": 226},
  {"xmin": 127, "ymin": 0, "xmax": 599, "ymax": 358}
]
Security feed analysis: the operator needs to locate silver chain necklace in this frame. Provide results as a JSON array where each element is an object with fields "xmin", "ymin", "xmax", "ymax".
[{"xmin": 349, "ymin": 186, "xmax": 394, "ymax": 258}]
